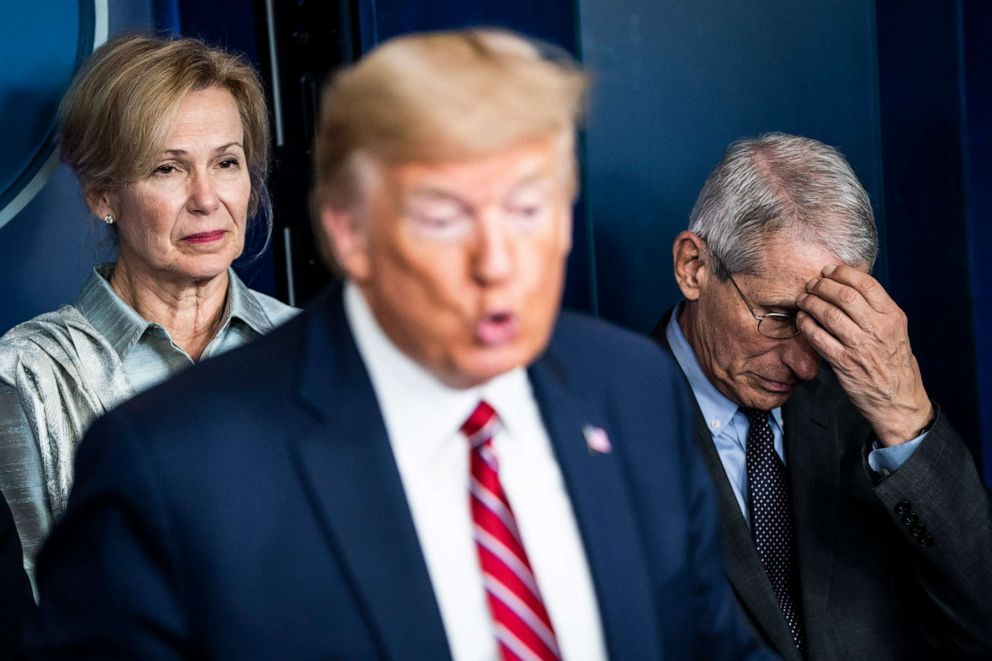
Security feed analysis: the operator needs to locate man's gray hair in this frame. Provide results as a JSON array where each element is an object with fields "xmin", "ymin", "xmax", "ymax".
[{"xmin": 688, "ymin": 132, "xmax": 878, "ymax": 277}]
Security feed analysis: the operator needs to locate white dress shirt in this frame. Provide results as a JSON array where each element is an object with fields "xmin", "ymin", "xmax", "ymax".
[{"xmin": 344, "ymin": 282, "xmax": 607, "ymax": 661}]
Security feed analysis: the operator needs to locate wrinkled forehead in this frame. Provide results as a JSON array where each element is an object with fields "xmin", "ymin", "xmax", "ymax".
[{"xmin": 746, "ymin": 233, "xmax": 862, "ymax": 294}]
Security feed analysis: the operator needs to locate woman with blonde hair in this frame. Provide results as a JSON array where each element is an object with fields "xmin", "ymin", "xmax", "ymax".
[{"xmin": 0, "ymin": 34, "xmax": 296, "ymax": 586}]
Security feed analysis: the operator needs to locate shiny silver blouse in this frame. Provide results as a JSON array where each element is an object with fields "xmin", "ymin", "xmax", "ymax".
[{"xmin": 0, "ymin": 264, "xmax": 297, "ymax": 587}]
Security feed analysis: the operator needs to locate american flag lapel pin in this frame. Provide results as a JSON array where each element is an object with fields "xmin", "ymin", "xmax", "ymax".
[{"xmin": 583, "ymin": 425, "xmax": 612, "ymax": 454}]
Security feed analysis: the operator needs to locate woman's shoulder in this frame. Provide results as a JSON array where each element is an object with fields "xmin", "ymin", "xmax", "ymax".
[
  {"xmin": 0, "ymin": 306, "xmax": 88, "ymax": 351},
  {"xmin": 0, "ymin": 305, "xmax": 111, "ymax": 382}
]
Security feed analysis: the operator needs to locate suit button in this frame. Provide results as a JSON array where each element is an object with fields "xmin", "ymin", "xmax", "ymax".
[
  {"xmin": 895, "ymin": 501, "xmax": 912, "ymax": 515},
  {"xmin": 901, "ymin": 512, "xmax": 919, "ymax": 526},
  {"xmin": 910, "ymin": 524, "xmax": 926, "ymax": 537},
  {"xmin": 919, "ymin": 534, "xmax": 934, "ymax": 548}
]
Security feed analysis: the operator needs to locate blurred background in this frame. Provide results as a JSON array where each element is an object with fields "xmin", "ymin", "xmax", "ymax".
[{"xmin": 1, "ymin": 0, "xmax": 989, "ymax": 484}]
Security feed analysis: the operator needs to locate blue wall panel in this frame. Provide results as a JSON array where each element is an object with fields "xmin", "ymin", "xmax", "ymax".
[
  {"xmin": 0, "ymin": 2, "xmax": 154, "ymax": 335},
  {"xmin": 367, "ymin": 0, "xmax": 576, "ymax": 52},
  {"xmin": 0, "ymin": 2, "xmax": 84, "ymax": 213},
  {"xmin": 962, "ymin": 0, "xmax": 992, "ymax": 483},
  {"xmin": 578, "ymin": 0, "xmax": 885, "ymax": 333},
  {"xmin": 875, "ymin": 0, "xmax": 981, "ymax": 468}
]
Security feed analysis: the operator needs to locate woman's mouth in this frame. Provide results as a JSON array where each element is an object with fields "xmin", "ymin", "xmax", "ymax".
[{"xmin": 182, "ymin": 230, "xmax": 226, "ymax": 244}]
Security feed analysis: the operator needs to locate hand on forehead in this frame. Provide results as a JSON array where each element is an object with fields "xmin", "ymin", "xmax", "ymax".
[{"xmin": 796, "ymin": 263, "xmax": 932, "ymax": 445}]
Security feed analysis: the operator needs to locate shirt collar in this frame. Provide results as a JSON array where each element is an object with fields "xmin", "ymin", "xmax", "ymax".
[
  {"xmin": 224, "ymin": 267, "xmax": 278, "ymax": 335},
  {"xmin": 665, "ymin": 301, "xmax": 783, "ymax": 434},
  {"xmin": 76, "ymin": 263, "xmax": 275, "ymax": 360},
  {"xmin": 343, "ymin": 281, "xmax": 532, "ymax": 471},
  {"xmin": 75, "ymin": 263, "xmax": 152, "ymax": 360}
]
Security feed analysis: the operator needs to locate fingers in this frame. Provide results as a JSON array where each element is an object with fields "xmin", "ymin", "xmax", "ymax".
[
  {"xmin": 796, "ymin": 309, "xmax": 847, "ymax": 365},
  {"xmin": 797, "ymin": 265, "xmax": 900, "ymax": 338},
  {"xmin": 795, "ymin": 262, "xmax": 909, "ymax": 372},
  {"xmin": 797, "ymin": 265, "xmax": 931, "ymax": 445},
  {"xmin": 797, "ymin": 284, "xmax": 865, "ymax": 347},
  {"xmin": 817, "ymin": 264, "xmax": 895, "ymax": 313}
]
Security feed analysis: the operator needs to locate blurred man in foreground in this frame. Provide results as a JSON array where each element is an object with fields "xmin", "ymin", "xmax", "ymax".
[
  {"xmin": 25, "ymin": 30, "xmax": 770, "ymax": 659},
  {"xmin": 652, "ymin": 132, "xmax": 992, "ymax": 660}
]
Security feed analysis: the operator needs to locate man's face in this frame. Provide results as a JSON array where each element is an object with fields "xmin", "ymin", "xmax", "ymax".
[
  {"xmin": 681, "ymin": 233, "xmax": 861, "ymax": 410},
  {"xmin": 326, "ymin": 137, "xmax": 573, "ymax": 388}
]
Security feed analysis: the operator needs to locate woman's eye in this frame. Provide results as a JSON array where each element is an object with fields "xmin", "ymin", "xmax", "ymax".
[
  {"xmin": 218, "ymin": 158, "xmax": 239, "ymax": 169},
  {"xmin": 153, "ymin": 164, "xmax": 178, "ymax": 175}
]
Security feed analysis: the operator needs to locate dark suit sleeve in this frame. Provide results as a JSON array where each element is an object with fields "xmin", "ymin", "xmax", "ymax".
[
  {"xmin": 0, "ymin": 489, "xmax": 32, "ymax": 655},
  {"xmin": 870, "ymin": 410, "xmax": 992, "ymax": 655},
  {"xmin": 633, "ymin": 353, "xmax": 776, "ymax": 660},
  {"xmin": 22, "ymin": 411, "xmax": 189, "ymax": 659},
  {"xmin": 678, "ymin": 394, "xmax": 778, "ymax": 660}
]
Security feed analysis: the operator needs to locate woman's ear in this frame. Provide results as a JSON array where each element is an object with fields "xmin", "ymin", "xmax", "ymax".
[{"xmin": 84, "ymin": 191, "xmax": 115, "ymax": 220}]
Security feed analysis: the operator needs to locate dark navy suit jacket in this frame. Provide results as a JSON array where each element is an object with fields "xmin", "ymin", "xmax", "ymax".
[
  {"xmin": 24, "ymin": 289, "xmax": 771, "ymax": 659},
  {"xmin": 0, "ymin": 491, "xmax": 32, "ymax": 655}
]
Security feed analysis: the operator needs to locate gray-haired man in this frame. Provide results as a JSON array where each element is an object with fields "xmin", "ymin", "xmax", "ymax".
[{"xmin": 652, "ymin": 132, "xmax": 992, "ymax": 660}]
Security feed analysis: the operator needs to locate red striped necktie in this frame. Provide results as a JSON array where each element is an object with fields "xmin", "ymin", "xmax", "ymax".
[{"xmin": 461, "ymin": 401, "xmax": 562, "ymax": 661}]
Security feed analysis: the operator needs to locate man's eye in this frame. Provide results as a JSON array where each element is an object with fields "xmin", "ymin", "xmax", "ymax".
[
  {"xmin": 761, "ymin": 314, "xmax": 799, "ymax": 334},
  {"xmin": 505, "ymin": 189, "xmax": 550, "ymax": 226},
  {"xmin": 409, "ymin": 210, "xmax": 472, "ymax": 240},
  {"xmin": 510, "ymin": 205, "xmax": 540, "ymax": 219},
  {"xmin": 414, "ymin": 213, "xmax": 459, "ymax": 228}
]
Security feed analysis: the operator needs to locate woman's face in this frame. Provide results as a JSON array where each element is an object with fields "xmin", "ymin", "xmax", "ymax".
[{"xmin": 104, "ymin": 86, "xmax": 251, "ymax": 286}]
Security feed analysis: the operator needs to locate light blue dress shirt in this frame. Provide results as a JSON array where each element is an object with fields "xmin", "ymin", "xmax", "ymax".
[{"xmin": 664, "ymin": 304, "xmax": 924, "ymax": 526}]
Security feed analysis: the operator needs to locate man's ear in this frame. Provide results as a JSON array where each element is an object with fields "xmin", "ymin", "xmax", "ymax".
[
  {"xmin": 672, "ymin": 231, "xmax": 709, "ymax": 301},
  {"xmin": 319, "ymin": 204, "xmax": 371, "ymax": 282}
]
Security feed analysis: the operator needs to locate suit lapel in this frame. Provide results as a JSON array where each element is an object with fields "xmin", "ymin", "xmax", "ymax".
[
  {"xmin": 783, "ymin": 378, "xmax": 840, "ymax": 647},
  {"xmin": 650, "ymin": 308, "xmax": 801, "ymax": 660},
  {"xmin": 689, "ymin": 406, "xmax": 802, "ymax": 660},
  {"xmin": 528, "ymin": 349, "xmax": 661, "ymax": 660},
  {"xmin": 290, "ymin": 290, "xmax": 451, "ymax": 660}
]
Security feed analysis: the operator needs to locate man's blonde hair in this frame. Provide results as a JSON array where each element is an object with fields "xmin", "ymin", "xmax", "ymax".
[
  {"xmin": 313, "ymin": 29, "xmax": 588, "ymax": 211},
  {"xmin": 59, "ymin": 34, "xmax": 270, "ymax": 218}
]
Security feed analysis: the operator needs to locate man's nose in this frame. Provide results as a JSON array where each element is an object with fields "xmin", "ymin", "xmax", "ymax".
[
  {"xmin": 472, "ymin": 214, "xmax": 514, "ymax": 284},
  {"xmin": 782, "ymin": 334, "xmax": 821, "ymax": 381}
]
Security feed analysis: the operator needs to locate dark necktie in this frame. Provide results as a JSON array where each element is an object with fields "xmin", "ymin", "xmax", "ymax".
[
  {"xmin": 741, "ymin": 407, "xmax": 806, "ymax": 656},
  {"xmin": 461, "ymin": 401, "xmax": 561, "ymax": 661}
]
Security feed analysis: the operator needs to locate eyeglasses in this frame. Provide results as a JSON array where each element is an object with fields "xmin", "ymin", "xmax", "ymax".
[{"xmin": 712, "ymin": 253, "xmax": 800, "ymax": 339}]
